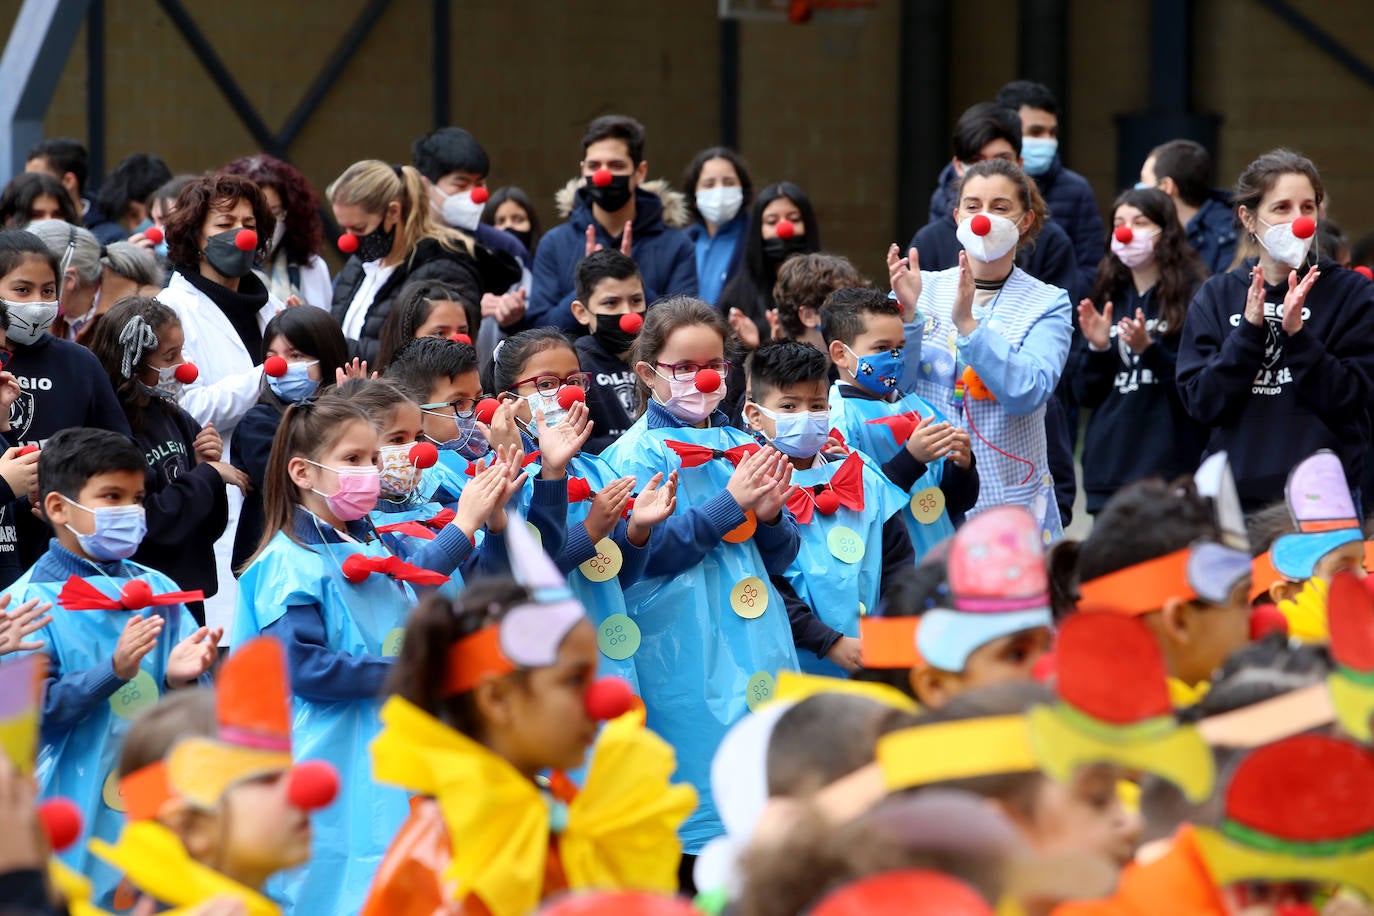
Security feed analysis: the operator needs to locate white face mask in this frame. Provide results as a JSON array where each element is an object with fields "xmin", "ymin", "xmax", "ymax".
[
  {"xmin": 266, "ymin": 218, "xmax": 287, "ymax": 257},
  {"xmin": 441, "ymin": 189, "xmax": 485, "ymax": 232},
  {"xmin": 696, "ymin": 186, "xmax": 744, "ymax": 226},
  {"xmin": 1, "ymin": 299, "xmax": 59, "ymax": 346},
  {"xmin": 956, "ymin": 213, "xmax": 1021, "ymax": 262},
  {"xmin": 1257, "ymin": 218, "xmax": 1314, "ymax": 270}
]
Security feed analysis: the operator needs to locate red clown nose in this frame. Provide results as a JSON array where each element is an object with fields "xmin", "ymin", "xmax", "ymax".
[
  {"xmin": 337, "ymin": 233, "xmax": 359, "ymax": 254},
  {"xmin": 18, "ymin": 445, "xmax": 38, "ymax": 456},
  {"xmin": 119, "ymin": 580, "xmax": 154, "ymax": 610},
  {"xmin": 470, "ymin": 186, "xmax": 489, "ymax": 205},
  {"xmin": 969, "ymin": 214, "xmax": 992, "ymax": 236},
  {"xmin": 694, "ymin": 369, "xmax": 722, "ymax": 393},
  {"xmin": 774, "ymin": 219, "xmax": 796, "ymax": 240},
  {"xmin": 233, "ymin": 230, "xmax": 258, "ymax": 252},
  {"xmin": 474, "ymin": 397, "xmax": 500, "ymax": 425},
  {"xmin": 1356, "ymin": 265, "xmax": 1374, "ymax": 281},
  {"xmin": 449, "ymin": 333, "xmax": 472, "ymax": 345},
  {"xmin": 263, "ymin": 356, "xmax": 288, "ymax": 378},
  {"xmin": 409, "ymin": 441, "xmax": 438, "ymax": 469},
  {"xmin": 173, "ymin": 363, "xmax": 199, "ymax": 385},
  {"xmin": 592, "ymin": 168, "xmax": 613, "ymax": 188},
  {"xmin": 814, "ymin": 489, "xmax": 841, "ymax": 515},
  {"xmin": 1291, "ymin": 216, "xmax": 1316, "ymax": 239},
  {"xmin": 37, "ymin": 798, "xmax": 83, "ymax": 851},
  {"xmin": 619, "ymin": 312, "xmax": 644, "ymax": 334},
  {"xmin": 1114, "ymin": 226, "xmax": 1134, "ymax": 244},
  {"xmin": 557, "ymin": 386, "xmax": 586, "ymax": 410},
  {"xmin": 286, "ymin": 760, "xmax": 340, "ymax": 811},
  {"xmin": 584, "ymin": 677, "xmax": 636, "ymax": 721},
  {"xmin": 144, "ymin": 226, "xmax": 163, "ymax": 245}
]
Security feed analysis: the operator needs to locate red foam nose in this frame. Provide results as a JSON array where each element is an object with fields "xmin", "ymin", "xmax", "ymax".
[
  {"xmin": 449, "ymin": 333, "xmax": 472, "ymax": 345},
  {"xmin": 37, "ymin": 798, "xmax": 83, "ymax": 852},
  {"xmin": 120, "ymin": 580, "xmax": 154, "ymax": 610},
  {"xmin": 1114, "ymin": 225, "xmax": 1134, "ymax": 244},
  {"xmin": 263, "ymin": 355, "xmax": 288, "ymax": 377},
  {"xmin": 1291, "ymin": 216, "xmax": 1316, "ymax": 239},
  {"xmin": 234, "ymin": 229, "xmax": 258, "ymax": 252},
  {"xmin": 474, "ymin": 397, "xmax": 501, "ymax": 425},
  {"xmin": 592, "ymin": 168, "xmax": 613, "ymax": 188},
  {"xmin": 409, "ymin": 440, "xmax": 438, "ymax": 469},
  {"xmin": 470, "ymin": 186, "xmax": 489, "ymax": 205},
  {"xmin": 144, "ymin": 226, "xmax": 163, "ymax": 245},
  {"xmin": 18, "ymin": 445, "xmax": 38, "ymax": 456},
  {"xmin": 585, "ymin": 677, "xmax": 636, "ymax": 721},
  {"xmin": 1356, "ymin": 265, "xmax": 1374, "ymax": 280},
  {"xmin": 557, "ymin": 386, "xmax": 585, "ymax": 410},
  {"xmin": 970, "ymin": 214, "xmax": 992, "ymax": 236},
  {"xmin": 337, "ymin": 233, "xmax": 359, "ymax": 254},
  {"xmin": 173, "ymin": 362, "xmax": 199, "ymax": 385},
  {"xmin": 618, "ymin": 312, "xmax": 644, "ymax": 334},
  {"xmin": 694, "ymin": 369, "xmax": 722, "ymax": 393},
  {"xmin": 340, "ymin": 554, "xmax": 371, "ymax": 584},
  {"xmin": 1250, "ymin": 603, "xmax": 1289, "ymax": 641},
  {"xmin": 774, "ymin": 219, "xmax": 796, "ymax": 240},
  {"xmin": 287, "ymin": 760, "xmax": 340, "ymax": 811},
  {"xmin": 813, "ymin": 489, "xmax": 841, "ymax": 515}
]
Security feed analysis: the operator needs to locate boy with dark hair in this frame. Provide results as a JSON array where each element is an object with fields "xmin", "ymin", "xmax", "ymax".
[
  {"xmin": 529, "ymin": 114, "xmax": 697, "ymax": 332},
  {"xmin": 571, "ymin": 250, "xmax": 647, "ymax": 453},
  {"xmin": 1141, "ymin": 139, "xmax": 1238, "ymax": 274},
  {"xmin": 8, "ymin": 427, "xmax": 216, "ymax": 906},
  {"xmin": 744, "ymin": 340, "xmax": 918, "ymax": 675},
  {"xmin": 24, "ymin": 138, "xmax": 123, "ymax": 245},
  {"xmin": 994, "ymin": 79, "xmax": 1105, "ymax": 294},
  {"xmin": 821, "ymin": 288, "xmax": 978, "ymax": 560}
]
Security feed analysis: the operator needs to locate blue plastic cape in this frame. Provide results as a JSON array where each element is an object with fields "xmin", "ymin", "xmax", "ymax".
[
  {"xmin": 419, "ymin": 447, "xmax": 473, "ymax": 508},
  {"xmin": 11, "ymin": 564, "xmax": 198, "ymax": 910},
  {"xmin": 370, "ymin": 495, "xmax": 472, "ymax": 601},
  {"xmin": 828, "ymin": 385, "xmax": 955, "ymax": 559},
  {"xmin": 232, "ymin": 532, "xmax": 414, "ymax": 916},
  {"xmin": 600, "ymin": 419, "xmax": 800, "ymax": 853},
  {"xmin": 786, "ymin": 451, "xmax": 909, "ymax": 676}
]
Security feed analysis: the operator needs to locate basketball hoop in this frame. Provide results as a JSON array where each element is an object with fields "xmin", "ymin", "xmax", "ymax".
[{"xmin": 718, "ymin": 0, "xmax": 877, "ymax": 59}]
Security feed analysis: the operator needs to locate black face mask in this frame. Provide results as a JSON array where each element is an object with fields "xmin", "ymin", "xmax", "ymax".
[
  {"xmin": 586, "ymin": 174, "xmax": 633, "ymax": 212},
  {"xmin": 591, "ymin": 315, "xmax": 640, "ymax": 356},
  {"xmin": 763, "ymin": 235, "xmax": 807, "ymax": 265},
  {"xmin": 504, "ymin": 227, "xmax": 533, "ymax": 251},
  {"xmin": 355, "ymin": 219, "xmax": 396, "ymax": 263},
  {"xmin": 203, "ymin": 228, "xmax": 257, "ymax": 279}
]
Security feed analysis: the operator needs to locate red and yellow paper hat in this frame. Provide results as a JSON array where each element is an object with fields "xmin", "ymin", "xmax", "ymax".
[
  {"xmin": 810, "ymin": 870, "xmax": 993, "ymax": 916},
  {"xmin": 0, "ymin": 654, "xmax": 45, "ymax": 777},
  {"xmin": 1325, "ymin": 571, "xmax": 1374, "ymax": 743},
  {"xmin": 1025, "ymin": 613, "xmax": 1215, "ymax": 803},
  {"xmin": 1193, "ymin": 735, "xmax": 1374, "ymax": 898},
  {"xmin": 166, "ymin": 638, "xmax": 294, "ymax": 809}
]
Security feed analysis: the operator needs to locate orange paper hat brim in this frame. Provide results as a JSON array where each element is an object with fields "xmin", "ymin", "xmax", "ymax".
[
  {"xmin": 216, "ymin": 638, "xmax": 292, "ymax": 747},
  {"xmin": 166, "ymin": 738, "xmax": 292, "ymax": 810},
  {"xmin": 859, "ymin": 616, "xmax": 922, "ymax": 669}
]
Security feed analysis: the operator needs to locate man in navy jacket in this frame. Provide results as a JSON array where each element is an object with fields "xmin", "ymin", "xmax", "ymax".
[{"xmin": 529, "ymin": 115, "xmax": 697, "ymax": 333}]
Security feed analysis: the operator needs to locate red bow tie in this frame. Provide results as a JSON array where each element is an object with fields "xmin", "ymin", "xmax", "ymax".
[
  {"xmin": 58, "ymin": 576, "xmax": 205, "ymax": 612},
  {"xmin": 665, "ymin": 440, "xmax": 759, "ymax": 468},
  {"xmin": 865, "ymin": 411, "xmax": 925, "ymax": 445},
  {"xmin": 786, "ymin": 453, "xmax": 867, "ymax": 525},
  {"xmin": 567, "ymin": 476, "xmax": 635, "ymax": 518},
  {"xmin": 340, "ymin": 554, "xmax": 450, "ymax": 586},
  {"xmin": 374, "ymin": 508, "xmax": 457, "ymax": 542},
  {"xmin": 464, "ymin": 451, "xmax": 541, "ymax": 477}
]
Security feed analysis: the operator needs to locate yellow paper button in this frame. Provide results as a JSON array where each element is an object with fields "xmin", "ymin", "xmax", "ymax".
[
  {"xmin": 110, "ymin": 670, "xmax": 158, "ymax": 720},
  {"xmin": 731, "ymin": 576, "xmax": 769, "ymax": 619},
  {"xmin": 827, "ymin": 525, "xmax": 865, "ymax": 564},
  {"xmin": 579, "ymin": 538, "xmax": 624, "ymax": 583},
  {"xmin": 597, "ymin": 613, "xmax": 642, "ymax": 661},
  {"xmin": 746, "ymin": 671, "xmax": 777, "ymax": 711},
  {"xmin": 382, "ymin": 627, "xmax": 405, "ymax": 657},
  {"xmin": 102, "ymin": 770, "xmax": 126, "ymax": 813},
  {"xmin": 910, "ymin": 487, "xmax": 946, "ymax": 525}
]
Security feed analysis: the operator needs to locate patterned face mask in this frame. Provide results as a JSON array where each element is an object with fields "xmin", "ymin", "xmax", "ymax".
[{"xmin": 377, "ymin": 444, "xmax": 423, "ymax": 501}]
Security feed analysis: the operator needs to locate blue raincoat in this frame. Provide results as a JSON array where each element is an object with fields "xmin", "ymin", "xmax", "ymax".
[
  {"xmin": 10, "ymin": 541, "xmax": 202, "ymax": 910},
  {"xmin": 784, "ymin": 452, "xmax": 909, "ymax": 677},
  {"xmin": 232, "ymin": 515, "xmax": 417, "ymax": 916},
  {"xmin": 600, "ymin": 405, "xmax": 801, "ymax": 853},
  {"xmin": 828, "ymin": 385, "xmax": 956, "ymax": 558}
]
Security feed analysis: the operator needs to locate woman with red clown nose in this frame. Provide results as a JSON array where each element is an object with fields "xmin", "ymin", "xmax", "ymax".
[{"xmin": 1178, "ymin": 149, "xmax": 1374, "ymax": 511}]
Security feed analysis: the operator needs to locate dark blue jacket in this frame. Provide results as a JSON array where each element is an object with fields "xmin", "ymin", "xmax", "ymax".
[
  {"xmin": 83, "ymin": 193, "xmax": 125, "ymax": 246},
  {"xmin": 1177, "ymin": 257, "xmax": 1374, "ymax": 509},
  {"xmin": 530, "ymin": 184, "xmax": 698, "ymax": 332},
  {"xmin": 1187, "ymin": 193, "xmax": 1239, "ymax": 276},
  {"xmin": 475, "ymin": 222, "xmax": 531, "ymax": 273}
]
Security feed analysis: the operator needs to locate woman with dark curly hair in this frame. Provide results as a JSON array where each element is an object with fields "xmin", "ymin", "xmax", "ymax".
[
  {"xmin": 1072, "ymin": 188, "xmax": 1209, "ymax": 514},
  {"xmin": 222, "ymin": 154, "xmax": 332, "ymax": 309}
]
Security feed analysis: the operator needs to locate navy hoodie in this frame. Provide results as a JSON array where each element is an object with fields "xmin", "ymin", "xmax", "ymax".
[
  {"xmin": 1177, "ymin": 257, "xmax": 1374, "ymax": 509},
  {"xmin": 530, "ymin": 185, "xmax": 698, "ymax": 332},
  {"xmin": 1071, "ymin": 280, "xmax": 1206, "ymax": 513},
  {"xmin": 574, "ymin": 334, "xmax": 638, "ymax": 454}
]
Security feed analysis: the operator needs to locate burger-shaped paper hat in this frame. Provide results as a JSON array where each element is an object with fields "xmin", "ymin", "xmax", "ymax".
[
  {"xmin": 1079, "ymin": 453, "xmax": 1251, "ymax": 615},
  {"xmin": 1193, "ymin": 734, "xmax": 1374, "ymax": 898},
  {"xmin": 0, "ymin": 653, "xmax": 44, "ymax": 777},
  {"xmin": 1325, "ymin": 571, "xmax": 1374, "ymax": 743},
  {"xmin": 1026, "ymin": 612, "xmax": 1215, "ymax": 802},
  {"xmin": 810, "ymin": 870, "xmax": 993, "ymax": 916},
  {"xmin": 1271, "ymin": 450, "xmax": 1362, "ymax": 581}
]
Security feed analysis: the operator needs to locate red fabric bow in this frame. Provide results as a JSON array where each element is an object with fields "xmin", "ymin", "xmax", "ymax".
[
  {"xmin": 339, "ymin": 554, "xmax": 450, "ymax": 586},
  {"xmin": 865, "ymin": 411, "xmax": 924, "ymax": 445},
  {"xmin": 464, "ymin": 450, "xmax": 541, "ymax": 477},
  {"xmin": 786, "ymin": 453, "xmax": 866, "ymax": 524},
  {"xmin": 57, "ymin": 576, "xmax": 205, "ymax": 611},
  {"xmin": 665, "ymin": 440, "xmax": 760, "ymax": 468},
  {"xmin": 567, "ymin": 477, "xmax": 635, "ymax": 518},
  {"xmin": 374, "ymin": 508, "xmax": 457, "ymax": 542}
]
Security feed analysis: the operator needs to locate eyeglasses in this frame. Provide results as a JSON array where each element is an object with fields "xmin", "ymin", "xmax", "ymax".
[
  {"xmin": 653, "ymin": 360, "xmax": 731, "ymax": 382},
  {"xmin": 508, "ymin": 372, "xmax": 592, "ymax": 395},
  {"xmin": 419, "ymin": 397, "xmax": 479, "ymax": 418}
]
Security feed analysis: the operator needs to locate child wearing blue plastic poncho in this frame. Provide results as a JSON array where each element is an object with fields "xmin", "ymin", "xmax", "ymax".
[
  {"xmin": 742, "ymin": 340, "xmax": 918, "ymax": 678},
  {"xmin": 599, "ymin": 296, "xmax": 802, "ymax": 859},
  {"xmin": 231, "ymin": 391, "xmax": 526, "ymax": 915},
  {"xmin": 485, "ymin": 328, "xmax": 681, "ymax": 694},
  {"xmin": 821, "ymin": 287, "xmax": 979, "ymax": 558},
  {"xmin": 8, "ymin": 427, "xmax": 218, "ymax": 909}
]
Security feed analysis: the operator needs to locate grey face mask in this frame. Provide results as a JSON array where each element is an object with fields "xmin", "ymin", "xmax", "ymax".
[
  {"xmin": 204, "ymin": 228, "xmax": 257, "ymax": 278},
  {"xmin": 0, "ymin": 298, "xmax": 59, "ymax": 345}
]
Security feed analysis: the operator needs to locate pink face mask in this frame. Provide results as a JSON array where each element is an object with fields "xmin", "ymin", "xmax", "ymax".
[
  {"xmin": 306, "ymin": 460, "xmax": 381, "ymax": 520},
  {"xmin": 1110, "ymin": 228, "xmax": 1158, "ymax": 270}
]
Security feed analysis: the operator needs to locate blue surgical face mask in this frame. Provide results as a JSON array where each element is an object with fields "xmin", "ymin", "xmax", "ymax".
[
  {"xmin": 1134, "ymin": 181, "xmax": 1153, "ymax": 191},
  {"xmin": 522, "ymin": 391, "xmax": 568, "ymax": 434},
  {"xmin": 843, "ymin": 344, "xmax": 904, "ymax": 397},
  {"xmin": 267, "ymin": 360, "xmax": 320, "ymax": 402},
  {"xmin": 1020, "ymin": 137, "xmax": 1058, "ymax": 177},
  {"xmin": 429, "ymin": 414, "xmax": 489, "ymax": 461},
  {"xmin": 62, "ymin": 497, "xmax": 147, "ymax": 561},
  {"xmin": 752, "ymin": 403, "xmax": 830, "ymax": 459}
]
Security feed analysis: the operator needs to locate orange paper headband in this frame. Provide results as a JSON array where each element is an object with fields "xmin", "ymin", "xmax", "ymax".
[
  {"xmin": 859, "ymin": 616, "xmax": 922, "ymax": 669},
  {"xmin": 1077, "ymin": 548, "xmax": 1192, "ymax": 616},
  {"xmin": 120, "ymin": 761, "xmax": 173, "ymax": 822},
  {"xmin": 444, "ymin": 626, "xmax": 517, "ymax": 696}
]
